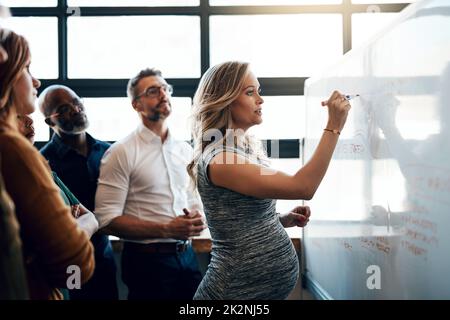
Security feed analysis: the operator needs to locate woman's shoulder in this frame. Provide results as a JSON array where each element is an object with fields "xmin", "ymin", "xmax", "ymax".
[
  {"xmin": 0, "ymin": 130, "xmax": 49, "ymax": 172},
  {"xmin": 203, "ymin": 144, "xmax": 246, "ymax": 158},
  {"xmin": 0, "ymin": 129, "xmax": 34, "ymax": 154},
  {"xmin": 204, "ymin": 144, "xmax": 261, "ymax": 167},
  {"xmin": 197, "ymin": 145, "xmax": 245, "ymax": 184}
]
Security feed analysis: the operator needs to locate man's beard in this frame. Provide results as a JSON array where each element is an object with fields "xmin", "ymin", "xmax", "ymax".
[
  {"xmin": 147, "ymin": 112, "xmax": 162, "ymax": 122},
  {"xmin": 146, "ymin": 102, "xmax": 171, "ymax": 122},
  {"xmin": 59, "ymin": 118, "xmax": 89, "ymax": 135}
]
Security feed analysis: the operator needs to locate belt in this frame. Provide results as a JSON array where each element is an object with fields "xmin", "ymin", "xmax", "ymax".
[{"xmin": 124, "ymin": 241, "xmax": 189, "ymax": 254}]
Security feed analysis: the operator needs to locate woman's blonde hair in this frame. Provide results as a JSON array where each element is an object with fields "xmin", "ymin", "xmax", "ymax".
[
  {"xmin": 187, "ymin": 61, "xmax": 267, "ymax": 188},
  {"xmin": 0, "ymin": 29, "xmax": 30, "ymax": 121}
]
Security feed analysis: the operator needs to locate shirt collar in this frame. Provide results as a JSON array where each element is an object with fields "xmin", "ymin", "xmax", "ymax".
[
  {"xmin": 51, "ymin": 131, "xmax": 98, "ymax": 159},
  {"xmin": 137, "ymin": 122, "xmax": 173, "ymax": 145}
]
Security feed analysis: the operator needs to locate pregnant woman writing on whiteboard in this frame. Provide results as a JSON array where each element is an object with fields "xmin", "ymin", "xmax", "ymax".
[{"xmin": 187, "ymin": 61, "xmax": 352, "ymax": 299}]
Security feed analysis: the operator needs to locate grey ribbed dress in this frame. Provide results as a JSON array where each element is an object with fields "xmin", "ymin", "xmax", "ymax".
[{"xmin": 193, "ymin": 146, "xmax": 299, "ymax": 300}]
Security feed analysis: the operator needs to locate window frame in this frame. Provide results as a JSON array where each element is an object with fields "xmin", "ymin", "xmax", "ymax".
[{"xmin": 10, "ymin": 0, "xmax": 411, "ymax": 155}]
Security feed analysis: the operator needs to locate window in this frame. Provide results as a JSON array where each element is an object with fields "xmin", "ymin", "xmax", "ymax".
[
  {"xmin": 352, "ymin": 0, "xmax": 417, "ymax": 3},
  {"xmin": 352, "ymin": 12, "xmax": 398, "ymax": 48},
  {"xmin": 83, "ymin": 98, "xmax": 137, "ymax": 141},
  {"xmin": 211, "ymin": 0, "xmax": 341, "ymax": 5},
  {"xmin": 1, "ymin": 0, "xmax": 56, "ymax": 7},
  {"xmin": 249, "ymin": 96, "xmax": 305, "ymax": 139},
  {"xmin": 83, "ymin": 97, "xmax": 192, "ymax": 141},
  {"xmin": 68, "ymin": 0, "xmax": 199, "ymax": 6},
  {"xmin": 1, "ymin": 17, "xmax": 58, "ymax": 79},
  {"xmin": 68, "ymin": 16, "xmax": 200, "ymax": 78},
  {"xmin": 270, "ymin": 158, "xmax": 302, "ymax": 213},
  {"xmin": 210, "ymin": 14, "xmax": 342, "ymax": 77},
  {"xmin": 10, "ymin": 0, "xmax": 413, "ymax": 158},
  {"xmin": 31, "ymin": 109, "xmax": 50, "ymax": 142},
  {"xmin": 167, "ymin": 97, "xmax": 193, "ymax": 141}
]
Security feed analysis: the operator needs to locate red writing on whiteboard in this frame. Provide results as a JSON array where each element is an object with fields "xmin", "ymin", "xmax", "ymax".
[
  {"xmin": 401, "ymin": 239, "xmax": 427, "ymax": 259},
  {"xmin": 405, "ymin": 228, "xmax": 438, "ymax": 246},
  {"xmin": 400, "ymin": 215, "xmax": 437, "ymax": 234},
  {"xmin": 360, "ymin": 236, "xmax": 391, "ymax": 254}
]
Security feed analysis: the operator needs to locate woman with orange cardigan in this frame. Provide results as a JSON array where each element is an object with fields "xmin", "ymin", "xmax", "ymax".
[{"xmin": 0, "ymin": 28, "xmax": 94, "ymax": 300}]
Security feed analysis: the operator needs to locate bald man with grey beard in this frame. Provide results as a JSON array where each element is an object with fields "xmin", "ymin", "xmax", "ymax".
[{"xmin": 38, "ymin": 85, "xmax": 119, "ymax": 300}]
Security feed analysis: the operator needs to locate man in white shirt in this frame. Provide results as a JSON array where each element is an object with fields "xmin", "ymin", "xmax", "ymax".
[{"xmin": 95, "ymin": 68, "xmax": 206, "ymax": 300}]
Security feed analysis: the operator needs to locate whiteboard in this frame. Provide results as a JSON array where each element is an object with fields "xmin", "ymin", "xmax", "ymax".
[{"xmin": 303, "ymin": 0, "xmax": 450, "ymax": 299}]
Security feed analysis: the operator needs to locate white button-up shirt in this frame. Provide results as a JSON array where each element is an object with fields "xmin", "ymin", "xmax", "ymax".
[{"xmin": 95, "ymin": 123, "xmax": 203, "ymax": 243}]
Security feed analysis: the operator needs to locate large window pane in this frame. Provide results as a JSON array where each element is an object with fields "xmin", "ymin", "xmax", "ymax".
[
  {"xmin": 67, "ymin": 0, "xmax": 200, "ymax": 7},
  {"xmin": 31, "ymin": 109, "xmax": 50, "ymax": 142},
  {"xmin": 211, "ymin": 0, "xmax": 341, "ymax": 5},
  {"xmin": 352, "ymin": 0, "xmax": 416, "ymax": 3},
  {"xmin": 1, "ymin": 0, "xmax": 56, "ymax": 7},
  {"xmin": 68, "ymin": 16, "xmax": 200, "ymax": 78},
  {"xmin": 167, "ymin": 97, "xmax": 192, "ymax": 141},
  {"xmin": 352, "ymin": 13, "xmax": 398, "ymax": 48},
  {"xmin": 68, "ymin": 0, "xmax": 198, "ymax": 6},
  {"xmin": 83, "ymin": 98, "xmax": 137, "ymax": 141},
  {"xmin": 83, "ymin": 97, "xmax": 192, "ymax": 141},
  {"xmin": 210, "ymin": 14, "xmax": 342, "ymax": 77},
  {"xmin": 0, "ymin": 17, "xmax": 58, "ymax": 79},
  {"xmin": 270, "ymin": 159, "xmax": 302, "ymax": 215},
  {"xmin": 248, "ymin": 96, "xmax": 305, "ymax": 139}
]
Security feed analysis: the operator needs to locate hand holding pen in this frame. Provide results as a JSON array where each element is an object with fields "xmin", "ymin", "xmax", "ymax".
[
  {"xmin": 321, "ymin": 94, "xmax": 359, "ymax": 106},
  {"xmin": 320, "ymin": 91, "xmax": 354, "ymax": 134}
]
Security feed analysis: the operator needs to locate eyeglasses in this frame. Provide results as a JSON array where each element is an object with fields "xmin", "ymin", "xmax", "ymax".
[
  {"xmin": 45, "ymin": 98, "xmax": 84, "ymax": 119},
  {"xmin": 134, "ymin": 84, "xmax": 173, "ymax": 101}
]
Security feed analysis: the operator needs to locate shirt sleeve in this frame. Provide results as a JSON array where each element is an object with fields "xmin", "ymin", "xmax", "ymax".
[
  {"xmin": 186, "ymin": 186, "xmax": 202, "ymax": 211},
  {"xmin": 95, "ymin": 144, "xmax": 131, "ymax": 228},
  {"xmin": 52, "ymin": 171, "xmax": 80, "ymax": 206},
  {"xmin": 76, "ymin": 212, "xmax": 99, "ymax": 239},
  {"xmin": 52, "ymin": 172, "xmax": 98, "ymax": 238}
]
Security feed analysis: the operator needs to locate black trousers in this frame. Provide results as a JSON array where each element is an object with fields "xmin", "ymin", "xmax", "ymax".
[
  {"xmin": 121, "ymin": 243, "xmax": 202, "ymax": 300},
  {"xmin": 69, "ymin": 234, "xmax": 118, "ymax": 300}
]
